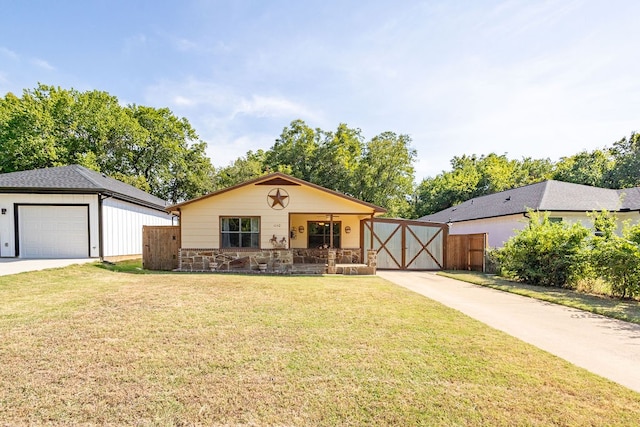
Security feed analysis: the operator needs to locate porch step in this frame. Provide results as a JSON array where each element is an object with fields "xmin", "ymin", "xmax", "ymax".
[
  {"xmin": 290, "ymin": 263, "xmax": 327, "ymax": 275},
  {"xmin": 336, "ymin": 263, "xmax": 375, "ymax": 275}
]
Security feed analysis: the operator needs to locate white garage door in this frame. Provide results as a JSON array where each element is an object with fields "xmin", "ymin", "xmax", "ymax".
[{"xmin": 19, "ymin": 205, "xmax": 89, "ymax": 258}]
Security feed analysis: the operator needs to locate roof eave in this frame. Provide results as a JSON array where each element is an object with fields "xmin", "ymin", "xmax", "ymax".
[
  {"xmin": 0, "ymin": 186, "xmax": 168, "ymax": 212},
  {"xmin": 166, "ymin": 172, "xmax": 387, "ymax": 214}
]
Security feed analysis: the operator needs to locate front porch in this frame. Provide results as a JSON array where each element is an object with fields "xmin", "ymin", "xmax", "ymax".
[{"xmin": 177, "ymin": 247, "xmax": 377, "ymax": 275}]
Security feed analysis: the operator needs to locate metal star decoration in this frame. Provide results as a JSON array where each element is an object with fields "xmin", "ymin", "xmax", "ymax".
[{"xmin": 268, "ymin": 188, "xmax": 289, "ymax": 209}]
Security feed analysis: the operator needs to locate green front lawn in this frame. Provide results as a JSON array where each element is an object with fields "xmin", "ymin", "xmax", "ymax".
[{"xmin": 0, "ymin": 264, "xmax": 638, "ymax": 425}]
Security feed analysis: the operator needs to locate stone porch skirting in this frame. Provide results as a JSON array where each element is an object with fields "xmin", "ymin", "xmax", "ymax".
[{"xmin": 178, "ymin": 248, "xmax": 377, "ymax": 275}]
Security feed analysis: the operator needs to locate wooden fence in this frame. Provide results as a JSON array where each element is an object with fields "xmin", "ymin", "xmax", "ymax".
[
  {"xmin": 142, "ymin": 225, "xmax": 180, "ymax": 271},
  {"xmin": 445, "ymin": 233, "xmax": 487, "ymax": 271}
]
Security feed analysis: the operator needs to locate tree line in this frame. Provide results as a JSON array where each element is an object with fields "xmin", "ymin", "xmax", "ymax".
[
  {"xmin": 0, "ymin": 84, "xmax": 215, "ymax": 203},
  {"xmin": 1, "ymin": 84, "xmax": 639, "ymax": 217}
]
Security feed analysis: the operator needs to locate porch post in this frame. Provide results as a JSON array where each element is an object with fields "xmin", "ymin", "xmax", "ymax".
[
  {"xmin": 329, "ymin": 214, "xmax": 334, "ymax": 248},
  {"xmin": 369, "ymin": 213, "xmax": 374, "ymax": 250}
]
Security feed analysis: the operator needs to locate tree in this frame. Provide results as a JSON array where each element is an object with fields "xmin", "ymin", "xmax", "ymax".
[
  {"xmin": 312, "ymin": 123, "xmax": 363, "ymax": 195},
  {"xmin": 553, "ymin": 149, "xmax": 615, "ymax": 187},
  {"xmin": 413, "ymin": 154, "xmax": 553, "ymax": 218},
  {"xmin": 0, "ymin": 87, "xmax": 69, "ymax": 171},
  {"xmin": 262, "ymin": 120, "xmax": 417, "ymax": 217},
  {"xmin": 605, "ymin": 132, "xmax": 640, "ymax": 188},
  {"xmin": 0, "ymin": 84, "xmax": 215, "ymax": 203},
  {"xmin": 355, "ymin": 131, "xmax": 416, "ymax": 217},
  {"xmin": 263, "ymin": 119, "xmax": 321, "ymax": 182},
  {"xmin": 215, "ymin": 150, "xmax": 267, "ymax": 188}
]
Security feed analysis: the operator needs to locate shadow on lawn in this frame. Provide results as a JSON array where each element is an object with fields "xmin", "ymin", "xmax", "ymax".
[{"xmin": 94, "ymin": 259, "xmax": 170, "ymax": 275}]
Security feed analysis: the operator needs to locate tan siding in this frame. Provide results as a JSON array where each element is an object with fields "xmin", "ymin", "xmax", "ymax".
[
  {"xmin": 286, "ymin": 186, "xmax": 372, "ymax": 213},
  {"xmin": 180, "ymin": 183, "xmax": 378, "ymax": 248}
]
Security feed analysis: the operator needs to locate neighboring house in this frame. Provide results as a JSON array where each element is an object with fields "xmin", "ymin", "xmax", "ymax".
[
  {"xmin": 419, "ymin": 180, "xmax": 640, "ymax": 248},
  {"xmin": 0, "ymin": 165, "xmax": 173, "ymax": 259},
  {"xmin": 167, "ymin": 172, "xmax": 387, "ymax": 272}
]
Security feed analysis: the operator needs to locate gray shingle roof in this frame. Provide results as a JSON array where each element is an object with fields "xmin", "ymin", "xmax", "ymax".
[
  {"xmin": 0, "ymin": 165, "xmax": 168, "ymax": 211},
  {"xmin": 420, "ymin": 180, "xmax": 640, "ymax": 223}
]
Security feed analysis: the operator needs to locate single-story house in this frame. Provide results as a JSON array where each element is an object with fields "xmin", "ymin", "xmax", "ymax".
[
  {"xmin": 167, "ymin": 172, "xmax": 387, "ymax": 273},
  {"xmin": 0, "ymin": 165, "xmax": 173, "ymax": 259},
  {"xmin": 419, "ymin": 180, "xmax": 640, "ymax": 247}
]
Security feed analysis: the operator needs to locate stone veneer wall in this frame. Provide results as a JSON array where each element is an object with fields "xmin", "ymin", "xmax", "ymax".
[
  {"xmin": 179, "ymin": 248, "xmax": 293, "ymax": 272},
  {"xmin": 292, "ymin": 248, "xmax": 361, "ymax": 264},
  {"xmin": 179, "ymin": 247, "xmax": 367, "ymax": 273}
]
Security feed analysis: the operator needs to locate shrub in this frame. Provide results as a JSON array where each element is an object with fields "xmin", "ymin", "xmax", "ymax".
[
  {"xmin": 590, "ymin": 222, "xmax": 640, "ymax": 299},
  {"xmin": 496, "ymin": 211, "xmax": 590, "ymax": 287},
  {"xmin": 484, "ymin": 248, "xmax": 501, "ymax": 274}
]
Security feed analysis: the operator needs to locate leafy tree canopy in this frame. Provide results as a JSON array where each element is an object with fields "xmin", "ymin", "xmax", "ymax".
[
  {"xmin": 0, "ymin": 84, "xmax": 215, "ymax": 203},
  {"xmin": 260, "ymin": 120, "xmax": 416, "ymax": 217},
  {"xmin": 606, "ymin": 132, "xmax": 640, "ymax": 188},
  {"xmin": 413, "ymin": 154, "xmax": 554, "ymax": 218}
]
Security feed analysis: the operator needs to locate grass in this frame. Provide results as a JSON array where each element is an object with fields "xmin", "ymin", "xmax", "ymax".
[
  {"xmin": 0, "ymin": 263, "xmax": 639, "ymax": 425},
  {"xmin": 439, "ymin": 271, "xmax": 640, "ymax": 325}
]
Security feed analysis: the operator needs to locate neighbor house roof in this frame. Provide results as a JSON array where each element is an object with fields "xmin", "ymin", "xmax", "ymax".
[
  {"xmin": 420, "ymin": 180, "xmax": 640, "ymax": 223},
  {"xmin": 167, "ymin": 172, "xmax": 387, "ymax": 214},
  {"xmin": 0, "ymin": 165, "xmax": 168, "ymax": 211}
]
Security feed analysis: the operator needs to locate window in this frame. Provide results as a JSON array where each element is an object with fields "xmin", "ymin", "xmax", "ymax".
[
  {"xmin": 307, "ymin": 221, "xmax": 341, "ymax": 248},
  {"xmin": 221, "ymin": 217, "xmax": 260, "ymax": 248},
  {"xmin": 549, "ymin": 217, "xmax": 563, "ymax": 223}
]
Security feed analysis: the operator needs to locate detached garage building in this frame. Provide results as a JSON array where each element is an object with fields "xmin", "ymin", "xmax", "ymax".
[{"xmin": 0, "ymin": 165, "xmax": 173, "ymax": 259}]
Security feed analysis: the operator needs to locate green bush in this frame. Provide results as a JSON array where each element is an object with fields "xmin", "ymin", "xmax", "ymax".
[
  {"xmin": 484, "ymin": 248, "xmax": 501, "ymax": 274},
  {"xmin": 496, "ymin": 212, "xmax": 590, "ymax": 287},
  {"xmin": 590, "ymin": 222, "xmax": 640, "ymax": 299}
]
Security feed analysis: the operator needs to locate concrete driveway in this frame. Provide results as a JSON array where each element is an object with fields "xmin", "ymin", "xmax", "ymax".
[
  {"xmin": 0, "ymin": 258, "xmax": 97, "ymax": 276},
  {"xmin": 378, "ymin": 270, "xmax": 640, "ymax": 394}
]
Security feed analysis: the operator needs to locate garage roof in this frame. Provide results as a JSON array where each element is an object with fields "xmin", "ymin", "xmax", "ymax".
[{"xmin": 0, "ymin": 165, "xmax": 168, "ymax": 211}]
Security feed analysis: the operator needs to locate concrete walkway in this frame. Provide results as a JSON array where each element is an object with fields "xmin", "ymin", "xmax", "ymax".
[
  {"xmin": 0, "ymin": 258, "xmax": 97, "ymax": 276},
  {"xmin": 377, "ymin": 270, "xmax": 640, "ymax": 394}
]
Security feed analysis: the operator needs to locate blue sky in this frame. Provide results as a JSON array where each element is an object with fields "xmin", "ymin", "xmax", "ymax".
[{"xmin": 1, "ymin": 1, "xmax": 639, "ymax": 180}]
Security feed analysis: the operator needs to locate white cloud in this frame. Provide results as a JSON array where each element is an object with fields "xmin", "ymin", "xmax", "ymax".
[
  {"xmin": 0, "ymin": 46, "xmax": 18, "ymax": 60},
  {"xmin": 145, "ymin": 77, "xmax": 322, "ymax": 122},
  {"xmin": 30, "ymin": 58, "xmax": 54, "ymax": 70},
  {"xmin": 232, "ymin": 94, "xmax": 319, "ymax": 120},
  {"xmin": 143, "ymin": 77, "xmax": 325, "ymax": 168},
  {"xmin": 173, "ymin": 37, "xmax": 199, "ymax": 52},
  {"xmin": 173, "ymin": 95, "xmax": 195, "ymax": 106}
]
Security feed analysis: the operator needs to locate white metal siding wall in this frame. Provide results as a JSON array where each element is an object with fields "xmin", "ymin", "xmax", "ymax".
[{"xmin": 102, "ymin": 198, "xmax": 172, "ymax": 257}]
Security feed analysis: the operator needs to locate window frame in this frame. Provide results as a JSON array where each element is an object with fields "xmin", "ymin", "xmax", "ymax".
[
  {"xmin": 220, "ymin": 216, "xmax": 261, "ymax": 249},
  {"xmin": 307, "ymin": 221, "xmax": 341, "ymax": 249}
]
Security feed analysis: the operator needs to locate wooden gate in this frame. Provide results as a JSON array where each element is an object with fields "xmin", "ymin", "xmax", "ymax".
[
  {"xmin": 362, "ymin": 218, "xmax": 446, "ymax": 270},
  {"xmin": 142, "ymin": 225, "xmax": 180, "ymax": 271},
  {"xmin": 446, "ymin": 233, "xmax": 487, "ymax": 271}
]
